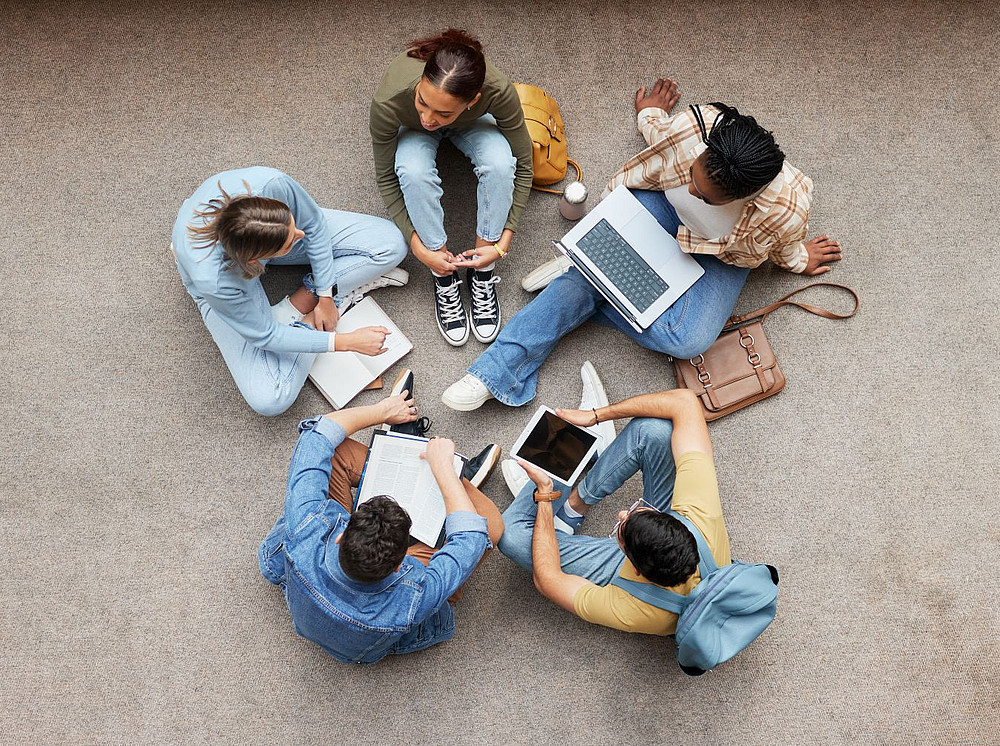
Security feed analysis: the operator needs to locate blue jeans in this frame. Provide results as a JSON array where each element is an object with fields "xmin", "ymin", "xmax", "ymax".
[
  {"xmin": 394, "ymin": 114, "xmax": 515, "ymax": 250},
  {"xmin": 498, "ymin": 417, "xmax": 678, "ymax": 581},
  {"xmin": 468, "ymin": 189, "xmax": 751, "ymax": 406},
  {"xmin": 197, "ymin": 209, "xmax": 406, "ymax": 416}
]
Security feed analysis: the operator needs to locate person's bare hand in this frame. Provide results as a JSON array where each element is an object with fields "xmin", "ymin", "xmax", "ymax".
[
  {"xmin": 554, "ymin": 407, "xmax": 598, "ymax": 428},
  {"xmin": 343, "ymin": 326, "xmax": 390, "ymax": 356},
  {"xmin": 380, "ymin": 389, "xmax": 418, "ymax": 425},
  {"xmin": 312, "ymin": 296, "xmax": 340, "ymax": 331},
  {"xmin": 635, "ymin": 77, "xmax": 680, "ymax": 114},
  {"xmin": 411, "ymin": 233, "xmax": 458, "ymax": 275},
  {"xmin": 515, "ymin": 458, "xmax": 555, "ymax": 494},
  {"xmin": 452, "ymin": 245, "xmax": 502, "ymax": 269},
  {"xmin": 420, "ymin": 437, "xmax": 457, "ymax": 474},
  {"xmin": 803, "ymin": 235, "xmax": 843, "ymax": 276}
]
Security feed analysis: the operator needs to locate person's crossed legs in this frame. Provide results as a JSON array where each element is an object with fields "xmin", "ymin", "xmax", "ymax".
[
  {"xmin": 497, "ymin": 417, "xmax": 678, "ymax": 582},
  {"xmin": 450, "ymin": 188, "xmax": 750, "ymax": 409}
]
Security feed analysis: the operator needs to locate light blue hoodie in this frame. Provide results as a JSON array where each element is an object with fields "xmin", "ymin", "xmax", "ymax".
[{"xmin": 172, "ymin": 167, "xmax": 334, "ymax": 354}]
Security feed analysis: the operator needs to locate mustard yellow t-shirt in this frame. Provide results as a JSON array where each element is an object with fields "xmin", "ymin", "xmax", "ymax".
[{"xmin": 572, "ymin": 451, "xmax": 730, "ymax": 635}]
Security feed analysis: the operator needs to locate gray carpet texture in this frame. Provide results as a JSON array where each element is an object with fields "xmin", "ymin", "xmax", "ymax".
[{"xmin": 2, "ymin": 1, "xmax": 998, "ymax": 744}]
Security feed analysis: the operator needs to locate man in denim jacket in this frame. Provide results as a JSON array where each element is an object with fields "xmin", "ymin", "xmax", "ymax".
[{"xmin": 259, "ymin": 391, "xmax": 502, "ymax": 663}]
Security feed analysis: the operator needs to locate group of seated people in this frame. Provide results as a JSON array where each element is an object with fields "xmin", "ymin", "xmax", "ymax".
[{"xmin": 171, "ymin": 28, "xmax": 842, "ymax": 663}]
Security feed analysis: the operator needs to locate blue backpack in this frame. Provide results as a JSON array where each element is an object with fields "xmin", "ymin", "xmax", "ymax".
[{"xmin": 611, "ymin": 511, "xmax": 779, "ymax": 676}]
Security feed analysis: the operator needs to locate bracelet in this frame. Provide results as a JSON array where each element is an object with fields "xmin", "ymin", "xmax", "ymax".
[
  {"xmin": 533, "ymin": 489, "xmax": 560, "ymax": 503},
  {"xmin": 592, "ymin": 408, "xmax": 600, "ymax": 426},
  {"xmin": 493, "ymin": 243, "xmax": 508, "ymax": 258}
]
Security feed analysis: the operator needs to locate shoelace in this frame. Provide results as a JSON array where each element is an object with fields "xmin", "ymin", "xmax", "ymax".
[
  {"xmin": 353, "ymin": 273, "xmax": 397, "ymax": 296},
  {"xmin": 435, "ymin": 279, "xmax": 466, "ymax": 324},
  {"xmin": 470, "ymin": 274, "xmax": 501, "ymax": 319},
  {"xmin": 410, "ymin": 416, "xmax": 432, "ymax": 437}
]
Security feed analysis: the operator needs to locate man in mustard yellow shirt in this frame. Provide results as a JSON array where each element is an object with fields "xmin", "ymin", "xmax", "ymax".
[{"xmin": 497, "ymin": 388, "xmax": 729, "ymax": 635}]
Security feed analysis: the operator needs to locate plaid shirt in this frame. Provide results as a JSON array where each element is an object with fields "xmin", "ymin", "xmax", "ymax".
[{"xmin": 603, "ymin": 105, "xmax": 813, "ymax": 273}]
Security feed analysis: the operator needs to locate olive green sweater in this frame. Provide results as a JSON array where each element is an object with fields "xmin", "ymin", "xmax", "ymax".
[{"xmin": 370, "ymin": 52, "xmax": 533, "ymax": 242}]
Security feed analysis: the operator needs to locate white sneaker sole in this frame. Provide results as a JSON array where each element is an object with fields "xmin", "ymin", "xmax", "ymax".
[
  {"xmin": 471, "ymin": 312, "xmax": 501, "ymax": 344},
  {"xmin": 441, "ymin": 380, "xmax": 494, "ymax": 411},
  {"xmin": 466, "ymin": 444, "xmax": 502, "ymax": 488},
  {"xmin": 438, "ymin": 321, "xmax": 470, "ymax": 347},
  {"xmin": 521, "ymin": 255, "xmax": 572, "ymax": 292},
  {"xmin": 581, "ymin": 360, "xmax": 616, "ymax": 452},
  {"xmin": 501, "ymin": 458, "xmax": 530, "ymax": 497}
]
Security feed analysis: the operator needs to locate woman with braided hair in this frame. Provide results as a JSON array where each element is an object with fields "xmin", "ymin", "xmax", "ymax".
[{"xmin": 444, "ymin": 77, "xmax": 842, "ymax": 413}]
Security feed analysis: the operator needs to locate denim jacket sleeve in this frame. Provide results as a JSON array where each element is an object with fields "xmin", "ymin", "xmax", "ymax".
[
  {"xmin": 262, "ymin": 174, "xmax": 336, "ymax": 292},
  {"xmin": 283, "ymin": 417, "xmax": 349, "ymax": 530},
  {"xmin": 411, "ymin": 511, "xmax": 490, "ymax": 618}
]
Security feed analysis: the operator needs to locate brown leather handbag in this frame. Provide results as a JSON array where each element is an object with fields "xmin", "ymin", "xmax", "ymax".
[{"xmin": 672, "ymin": 283, "xmax": 859, "ymax": 420}]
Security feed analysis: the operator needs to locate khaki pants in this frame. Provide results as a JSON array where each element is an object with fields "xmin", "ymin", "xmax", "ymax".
[{"xmin": 328, "ymin": 436, "xmax": 504, "ymax": 599}]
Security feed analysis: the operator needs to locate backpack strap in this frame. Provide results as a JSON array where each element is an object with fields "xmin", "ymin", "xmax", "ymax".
[
  {"xmin": 669, "ymin": 511, "xmax": 719, "ymax": 576},
  {"xmin": 608, "ymin": 511, "xmax": 718, "ymax": 613},
  {"xmin": 610, "ymin": 577, "xmax": 688, "ymax": 614}
]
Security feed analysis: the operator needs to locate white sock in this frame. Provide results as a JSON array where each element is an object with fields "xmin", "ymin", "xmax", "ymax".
[
  {"xmin": 476, "ymin": 261, "xmax": 496, "ymax": 272},
  {"xmin": 561, "ymin": 501, "xmax": 583, "ymax": 519}
]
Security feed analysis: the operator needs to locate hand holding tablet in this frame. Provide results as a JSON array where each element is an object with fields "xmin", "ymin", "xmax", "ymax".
[{"xmin": 510, "ymin": 406, "xmax": 599, "ymax": 486}]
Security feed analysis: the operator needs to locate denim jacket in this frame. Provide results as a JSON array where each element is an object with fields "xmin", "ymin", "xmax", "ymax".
[{"xmin": 259, "ymin": 417, "xmax": 490, "ymax": 663}]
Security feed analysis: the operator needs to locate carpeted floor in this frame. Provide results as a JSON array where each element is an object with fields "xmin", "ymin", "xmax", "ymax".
[{"xmin": 1, "ymin": 1, "xmax": 997, "ymax": 744}]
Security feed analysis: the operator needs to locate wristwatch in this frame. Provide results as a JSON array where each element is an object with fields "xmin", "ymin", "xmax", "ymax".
[{"xmin": 533, "ymin": 488, "xmax": 560, "ymax": 503}]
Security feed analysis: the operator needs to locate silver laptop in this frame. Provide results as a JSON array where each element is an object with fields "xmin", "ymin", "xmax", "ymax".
[{"xmin": 553, "ymin": 185, "xmax": 704, "ymax": 332}]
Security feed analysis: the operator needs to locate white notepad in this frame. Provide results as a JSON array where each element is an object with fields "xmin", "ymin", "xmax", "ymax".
[
  {"xmin": 308, "ymin": 297, "xmax": 412, "ymax": 409},
  {"xmin": 355, "ymin": 431, "xmax": 466, "ymax": 547}
]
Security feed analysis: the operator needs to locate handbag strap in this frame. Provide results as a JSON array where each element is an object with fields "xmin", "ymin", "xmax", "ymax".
[
  {"xmin": 724, "ymin": 282, "xmax": 860, "ymax": 331},
  {"xmin": 531, "ymin": 158, "xmax": 584, "ymax": 195}
]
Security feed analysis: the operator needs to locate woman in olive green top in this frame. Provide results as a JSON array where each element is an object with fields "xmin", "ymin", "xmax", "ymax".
[{"xmin": 370, "ymin": 28, "xmax": 533, "ymax": 347}]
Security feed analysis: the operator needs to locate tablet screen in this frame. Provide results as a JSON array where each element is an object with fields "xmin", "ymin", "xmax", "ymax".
[{"xmin": 512, "ymin": 410, "xmax": 598, "ymax": 482}]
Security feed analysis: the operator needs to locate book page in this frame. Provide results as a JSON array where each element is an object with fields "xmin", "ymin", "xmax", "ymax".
[
  {"xmin": 356, "ymin": 433, "xmax": 463, "ymax": 547},
  {"xmin": 308, "ymin": 297, "xmax": 413, "ymax": 408}
]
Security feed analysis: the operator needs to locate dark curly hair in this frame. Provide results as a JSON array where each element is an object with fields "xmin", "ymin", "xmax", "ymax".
[
  {"xmin": 621, "ymin": 511, "xmax": 699, "ymax": 587},
  {"xmin": 339, "ymin": 496, "xmax": 412, "ymax": 583}
]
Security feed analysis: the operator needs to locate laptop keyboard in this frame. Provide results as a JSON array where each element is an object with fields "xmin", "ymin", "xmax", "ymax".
[{"xmin": 576, "ymin": 219, "xmax": 668, "ymax": 313}]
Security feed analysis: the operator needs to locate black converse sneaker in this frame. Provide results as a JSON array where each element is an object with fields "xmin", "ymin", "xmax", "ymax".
[
  {"xmin": 433, "ymin": 273, "xmax": 470, "ymax": 346},
  {"xmin": 380, "ymin": 368, "xmax": 431, "ymax": 437},
  {"xmin": 467, "ymin": 268, "xmax": 501, "ymax": 343}
]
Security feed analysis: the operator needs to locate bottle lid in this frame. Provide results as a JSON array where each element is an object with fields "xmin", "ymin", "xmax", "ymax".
[{"xmin": 563, "ymin": 181, "xmax": 588, "ymax": 204}]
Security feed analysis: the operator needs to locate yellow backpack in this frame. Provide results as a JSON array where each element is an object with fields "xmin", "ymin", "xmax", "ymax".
[{"xmin": 514, "ymin": 82, "xmax": 582, "ymax": 194}]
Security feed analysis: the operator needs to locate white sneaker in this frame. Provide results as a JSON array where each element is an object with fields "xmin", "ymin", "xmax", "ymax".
[
  {"xmin": 501, "ymin": 458, "xmax": 530, "ymax": 497},
  {"xmin": 521, "ymin": 255, "xmax": 572, "ymax": 292},
  {"xmin": 441, "ymin": 374, "xmax": 494, "ymax": 411},
  {"xmin": 580, "ymin": 361, "xmax": 616, "ymax": 455},
  {"xmin": 340, "ymin": 267, "xmax": 410, "ymax": 310}
]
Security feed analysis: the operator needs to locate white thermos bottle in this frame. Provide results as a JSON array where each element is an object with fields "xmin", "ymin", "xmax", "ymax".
[{"xmin": 559, "ymin": 181, "xmax": 588, "ymax": 220}]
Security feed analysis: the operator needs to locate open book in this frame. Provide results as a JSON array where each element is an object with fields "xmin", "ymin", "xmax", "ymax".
[
  {"xmin": 308, "ymin": 297, "xmax": 412, "ymax": 409},
  {"xmin": 355, "ymin": 431, "xmax": 466, "ymax": 547}
]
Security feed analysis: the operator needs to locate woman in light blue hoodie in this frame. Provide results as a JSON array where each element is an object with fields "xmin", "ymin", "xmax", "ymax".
[{"xmin": 172, "ymin": 167, "xmax": 408, "ymax": 415}]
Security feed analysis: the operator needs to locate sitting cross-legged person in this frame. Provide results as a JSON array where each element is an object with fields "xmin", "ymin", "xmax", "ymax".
[
  {"xmin": 443, "ymin": 77, "xmax": 842, "ymax": 411},
  {"xmin": 497, "ymin": 388, "xmax": 730, "ymax": 636},
  {"xmin": 258, "ymin": 372, "xmax": 503, "ymax": 663}
]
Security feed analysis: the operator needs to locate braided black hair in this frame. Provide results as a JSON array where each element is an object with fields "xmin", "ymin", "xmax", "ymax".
[{"xmin": 703, "ymin": 103, "xmax": 785, "ymax": 200}]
